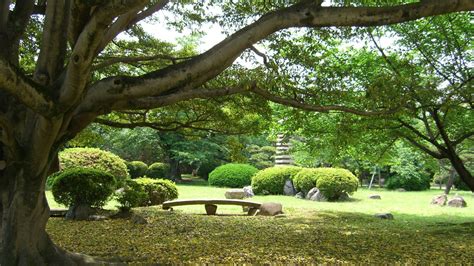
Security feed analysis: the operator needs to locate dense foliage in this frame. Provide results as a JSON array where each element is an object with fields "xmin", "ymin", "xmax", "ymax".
[
  {"xmin": 315, "ymin": 168, "xmax": 359, "ymax": 201},
  {"xmin": 146, "ymin": 163, "xmax": 171, "ymax": 179},
  {"xmin": 208, "ymin": 163, "xmax": 258, "ymax": 188},
  {"xmin": 292, "ymin": 168, "xmax": 321, "ymax": 193},
  {"xmin": 51, "ymin": 168, "xmax": 116, "ymax": 208},
  {"xmin": 59, "ymin": 148, "xmax": 129, "ymax": 187},
  {"xmin": 251, "ymin": 166, "xmax": 302, "ymax": 195},
  {"xmin": 126, "ymin": 161, "xmax": 148, "ymax": 179},
  {"xmin": 117, "ymin": 178, "xmax": 178, "ymax": 211}
]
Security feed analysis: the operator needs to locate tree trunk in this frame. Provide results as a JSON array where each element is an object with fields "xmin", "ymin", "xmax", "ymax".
[
  {"xmin": 444, "ymin": 168, "xmax": 456, "ymax": 194},
  {"xmin": 446, "ymin": 153, "xmax": 474, "ymax": 192},
  {"xmin": 168, "ymin": 158, "xmax": 181, "ymax": 181}
]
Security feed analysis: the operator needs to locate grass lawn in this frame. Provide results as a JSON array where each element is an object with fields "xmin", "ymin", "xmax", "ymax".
[{"xmin": 46, "ymin": 181, "xmax": 474, "ymax": 264}]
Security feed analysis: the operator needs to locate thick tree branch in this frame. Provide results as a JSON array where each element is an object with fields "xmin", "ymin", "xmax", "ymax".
[
  {"xmin": 400, "ymin": 134, "xmax": 445, "ymax": 159},
  {"xmin": 252, "ymin": 86, "xmax": 399, "ymax": 116},
  {"xmin": 34, "ymin": 0, "xmax": 70, "ymax": 86},
  {"xmin": 92, "ymin": 54, "xmax": 194, "ymax": 70},
  {"xmin": 0, "ymin": 60, "xmax": 52, "ymax": 115},
  {"xmin": 397, "ymin": 118, "xmax": 446, "ymax": 151},
  {"xmin": 98, "ymin": 0, "xmax": 169, "ymax": 52},
  {"xmin": 60, "ymin": 0, "xmax": 147, "ymax": 106},
  {"xmin": 80, "ymin": 0, "xmax": 473, "ymax": 114}
]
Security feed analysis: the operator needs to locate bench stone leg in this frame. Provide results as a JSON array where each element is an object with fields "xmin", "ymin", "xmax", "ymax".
[
  {"xmin": 205, "ymin": 204, "xmax": 217, "ymax": 215},
  {"xmin": 247, "ymin": 207, "xmax": 258, "ymax": 216}
]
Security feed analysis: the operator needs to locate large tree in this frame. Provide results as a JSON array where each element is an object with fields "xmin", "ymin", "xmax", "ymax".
[{"xmin": 0, "ymin": 0, "xmax": 472, "ymax": 264}]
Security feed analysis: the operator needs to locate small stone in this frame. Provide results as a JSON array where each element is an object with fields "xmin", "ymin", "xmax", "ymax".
[
  {"xmin": 295, "ymin": 192, "xmax": 304, "ymax": 199},
  {"xmin": 225, "ymin": 189, "xmax": 246, "ymax": 199},
  {"xmin": 375, "ymin": 213, "xmax": 394, "ymax": 220},
  {"xmin": 447, "ymin": 196, "xmax": 467, "ymax": 208},
  {"xmin": 257, "ymin": 202, "xmax": 283, "ymax": 216},
  {"xmin": 89, "ymin": 215, "xmax": 107, "ymax": 221},
  {"xmin": 396, "ymin": 188, "xmax": 406, "ymax": 192},
  {"xmin": 306, "ymin": 187, "xmax": 319, "ymax": 199},
  {"xmin": 131, "ymin": 214, "xmax": 147, "ymax": 224},
  {"xmin": 283, "ymin": 179, "xmax": 296, "ymax": 196},
  {"xmin": 369, "ymin": 194, "xmax": 382, "ymax": 200},
  {"xmin": 243, "ymin": 186, "xmax": 254, "ymax": 198},
  {"xmin": 431, "ymin": 194, "xmax": 447, "ymax": 206}
]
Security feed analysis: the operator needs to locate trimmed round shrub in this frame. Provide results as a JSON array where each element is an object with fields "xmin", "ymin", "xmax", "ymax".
[
  {"xmin": 59, "ymin": 148, "xmax": 129, "ymax": 187},
  {"xmin": 126, "ymin": 161, "xmax": 148, "ymax": 179},
  {"xmin": 146, "ymin": 162, "xmax": 170, "ymax": 179},
  {"xmin": 208, "ymin": 163, "xmax": 258, "ymax": 188},
  {"xmin": 293, "ymin": 168, "xmax": 321, "ymax": 193},
  {"xmin": 386, "ymin": 173, "xmax": 431, "ymax": 191},
  {"xmin": 315, "ymin": 168, "xmax": 359, "ymax": 201},
  {"xmin": 117, "ymin": 177, "xmax": 178, "ymax": 211},
  {"xmin": 251, "ymin": 166, "xmax": 302, "ymax": 195},
  {"xmin": 52, "ymin": 168, "xmax": 116, "ymax": 208},
  {"xmin": 46, "ymin": 171, "xmax": 63, "ymax": 190}
]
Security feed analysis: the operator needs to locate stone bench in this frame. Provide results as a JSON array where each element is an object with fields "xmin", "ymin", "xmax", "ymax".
[{"xmin": 162, "ymin": 199, "xmax": 261, "ymax": 215}]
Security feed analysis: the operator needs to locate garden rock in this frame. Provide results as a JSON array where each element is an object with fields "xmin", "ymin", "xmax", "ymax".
[
  {"xmin": 369, "ymin": 194, "xmax": 381, "ymax": 200},
  {"xmin": 310, "ymin": 190, "xmax": 327, "ymax": 202},
  {"xmin": 375, "ymin": 213, "xmax": 394, "ymax": 220},
  {"xmin": 225, "ymin": 189, "xmax": 246, "ymax": 199},
  {"xmin": 396, "ymin": 188, "xmax": 406, "ymax": 192},
  {"xmin": 243, "ymin": 186, "xmax": 254, "ymax": 198},
  {"xmin": 66, "ymin": 204, "xmax": 93, "ymax": 220},
  {"xmin": 283, "ymin": 179, "xmax": 296, "ymax": 196},
  {"xmin": 306, "ymin": 187, "xmax": 319, "ymax": 199},
  {"xmin": 257, "ymin": 202, "xmax": 283, "ymax": 216},
  {"xmin": 447, "ymin": 196, "xmax": 467, "ymax": 208},
  {"xmin": 295, "ymin": 192, "xmax": 304, "ymax": 199},
  {"xmin": 431, "ymin": 194, "xmax": 447, "ymax": 206}
]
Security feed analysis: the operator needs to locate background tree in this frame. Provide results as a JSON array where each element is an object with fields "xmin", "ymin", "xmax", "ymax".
[{"xmin": 0, "ymin": 0, "xmax": 472, "ymax": 263}]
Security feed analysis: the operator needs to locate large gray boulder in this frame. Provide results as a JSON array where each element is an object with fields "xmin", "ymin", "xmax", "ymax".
[
  {"xmin": 448, "ymin": 196, "xmax": 467, "ymax": 208},
  {"xmin": 225, "ymin": 189, "xmax": 246, "ymax": 199},
  {"xmin": 431, "ymin": 194, "xmax": 447, "ymax": 206},
  {"xmin": 257, "ymin": 202, "xmax": 283, "ymax": 216},
  {"xmin": 310, "ymin": 190, "xmax": 327, "ymax": 202},
  {"xmin": 243, "ymin": 186, "xmax": 254, "ymax": 198},
  {"xmin": 283, "ymin": 179, "xmax": 296, "ymax": 196},
  {"xmin": 306, "ymin": 187, "xmax": 319, "ymax": 199}
]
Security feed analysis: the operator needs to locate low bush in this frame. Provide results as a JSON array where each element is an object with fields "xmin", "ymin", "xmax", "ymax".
[
  {"xmin": 251, "ymin": 166, "xmax": 302, "ymax": 195},
  {"xmin": 52, "ymin": 168, "xmax": 116, "ymax": 208},
  {"xmin": 146, "ymin": 162, "xmax": 170, "ymax": 179},
  {"xmin": 386, "ymin": 173, "xmax": 431, "ymax": 191},
  {"xmin": 126, "ymin": 161, "xmax": 148, "ymax": 179},
  {"xmin": 117, "ymin": 178, "xmax": 178, "ymax": 211},
  {"xmin": 59, "ymin": 148, "xmax": 129, "ymax": 187},
  {"xmin": 315, "ymin": 168, "xmax": 359, "ymax": 201},
  {"xmin": 208, "ymin": 163, "xmax": 258, "ymax": 188},
  {"xmin": 292, "ymin": 168, "xmax": 321, "ymax": 193}
]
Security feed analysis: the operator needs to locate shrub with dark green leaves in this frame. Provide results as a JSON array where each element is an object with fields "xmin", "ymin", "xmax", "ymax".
[
  {"xmin": 117, "ymin": 178, "xmax": 178, "ymax": 211},
  {"xmin": 293, "ymin": 168, "xmax": 322, "ymax": 193},
  {"xmin": 146, "ymin": 162, "xmax": 170, "ymax": 179},
  {"xmin": 208, "ymin": 163, "xmax": 258, "ymax": 188},
  {"xmin": 59, "ymin": 148, "xmax": 129, "ymax": 187},
  {"xmin": 315, "ymin": 168, "xmax": 359, "ymax": 201},
  {"xmin": 453, "ymin": 176, "xmax": 470, "ymax": 191},
  {"xmin": 126, "ymin": 161, "xmax": 148, "ymax": 179},
  {"xmin": 52, "ymin": 168, "xmax": 116, "ymax": 208},
  {"xmin": 46, "ymin": 171, "xmax": 63, "ymax": 190},
  {"xmin": 386, "ymin": 173, "xmax": 431, "ymax": 191},
  {"xmin": 251, "ymin": 166, "xmax": 302, "ymax": 195}
]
